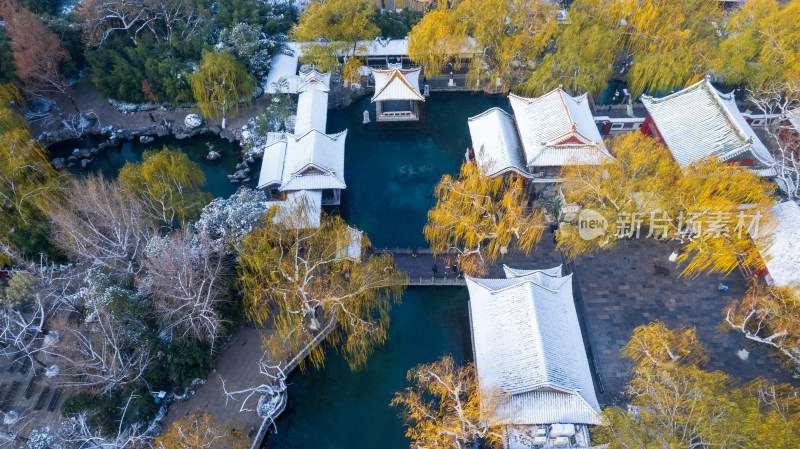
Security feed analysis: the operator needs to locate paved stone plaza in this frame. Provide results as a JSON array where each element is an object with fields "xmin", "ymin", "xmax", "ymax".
[{"xmin": 392, "ymin": 236, "xmax": 796, "ymax": 406}]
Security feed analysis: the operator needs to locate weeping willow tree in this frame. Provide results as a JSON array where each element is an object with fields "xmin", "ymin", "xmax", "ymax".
[
  {"xmin": 715, "ymin": 0, "xmax": 800, "ymax": 96},
  {"xmin": 557, "ymin": 132, "xmax": 777, "ymax": 279},
  {"xmin": 390, "ymin": 356, "xmax": 514, "ymax": 449},
  {"xmin": 237, "ymin": 201, "xmax": 406, "ymax": 371},
  {"xmin": 119, "ymin": 147, "xmax": 212, "ymax": 228},
  {"xmin": 291, "ymin": 0, "xmax": 380, "ymax": 84},
  {"xmin": 525, "ymin": 0, "xmax": 724, "ymax": 98},
  {"xmin": 0, "ymin": 83, "xmax": 63, "ymax": 262},
  {"xmin": 189, "ymin": 50, "xmax": 255, "ymax": 129},
  {"xmin": 408, "ymin": 0, "xmax": 559, "ymax": 93},
  {"xmin": 424, "ymin": 162, "xmax": 546, "ymax": 276},
  {"xmin": 593, "ymin": 322, "xmax": 800, "ymax": 449}
]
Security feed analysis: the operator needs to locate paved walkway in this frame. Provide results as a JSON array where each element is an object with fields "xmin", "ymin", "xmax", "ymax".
[{"xmin": 160, "ymin": 328, "xmax": 272, "ymax": 440}]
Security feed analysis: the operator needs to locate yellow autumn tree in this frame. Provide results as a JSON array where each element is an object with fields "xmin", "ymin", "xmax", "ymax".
[
  {"xmin": 152, "ymin": 413, "xmax": 249, "ymax": 449},
  {"xmin": 0, "ymin": 83, "xmax": 63, "ymax": 262},
  {"xmin": 715, "ymin": 0, "xmax": 800, "ymax": 97},
  {"xmin": 390, "ymin": 355, "xmax": 513, "ymax": 449},
  {"xmin": 725, "ymin": 284, "xmax": 800, "ymax": 370},
  {"xmin": 291, "ymin": 0, "xmax": 380, "ymax": 84},
  {"xmin": 557, "ymin": 131, "xmax": 776, "ymax": 279},
  {"xmin": 190, "ymin": 50, "xmax": 255, "ymax": 129},
  {"xmin": 408, "ymin": 0, "xmax": 559, "ymax": 92},
  {"xmin": 424, "ymin": 162, "xmax": 546, "ymax": 276},
  {"xmin": 593, "ymin": 322, "xmax": 800, "ymax": 449},
  {"xmin": 526, "ymin": 0, "xmax": 724, "ymax": 98},
  {"xmin": 119, "ymin": 147, "xmax": 212, "ymax": 228},
  {"xmin": 237, "ymin": 200, "xmax": 406, "ymax": 371}
]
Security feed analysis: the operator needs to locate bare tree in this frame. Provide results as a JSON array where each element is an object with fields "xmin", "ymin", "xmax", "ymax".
[
  {"xmin": 56, "ymin": 393, "xmax": 146, "ymax": 448},
  {"xmin": 139, "ymin": 230, "xmax": 230, "ymax": 352},
  {"xmin": 75, "ymin": 0, "xmax": 155, "ymax": 47},
  {"xmin": 50, "ymin": 311, "xmax": 153, "ymax": 394},
  {"xmin": 0, "ymin": 260, "xmax": 86, "ymax": 372},
  {"xmin": 45, "ymin": 175, "xmax": 157, "ymax": 278},
  {"xmin": 748, "ymin": 82, "xmax": 800, "ymax": 200}
]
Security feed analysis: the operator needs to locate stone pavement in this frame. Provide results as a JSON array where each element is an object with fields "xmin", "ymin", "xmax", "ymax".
[
  {"xmin": 383, "ymin": 237, "xmax": 796, "ymax": 406},
  {"xmin": 570, "ymin": 237, "xmax": 796, "ymax": 405},
  {"xmin": 160, "ymin": 328, "xmax": 272, "ymax": 439}
]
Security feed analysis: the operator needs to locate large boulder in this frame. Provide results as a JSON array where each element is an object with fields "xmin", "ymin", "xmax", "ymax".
[
  {"xmin": 184, "ymin": 114, "xmax": 203, "ymax": 129},
  {"xmin": 139, "ymin": 135, "xmax": 155, "ymax": 144}
]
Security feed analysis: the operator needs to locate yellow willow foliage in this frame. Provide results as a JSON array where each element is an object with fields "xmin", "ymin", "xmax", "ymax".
[
  {"xmin": 152, "ymin": 412, "xmax": 249, "ymax": 449},
  {"xmin": 530, "ymin": 0, "xmax": 722, "ymax": 98},
  {"xmin": 189, "ymin": 50, "xmax": 255, "ymax": 128},
  {"xmin": 118, "ymin": 147, "xmax": 212, "ymax": 228},
  {"xmin": 673, "ymin": 158, "xmax": 776, "ymax": 278},
  {"xmin": 594, "ymin": 323, "xmax": 800, "ymax": 449},
  {"xmin": 237, "ymin": 204, "xmax": 406, "ymax": 371},
  {"xmin": 0, "ymin": 83, "xmax": 62, "ymax": 262},
  {"xmin": 558, "ymin": 131, "xmax": 776, "ymax": 279},
  {"xmin": 716, "ymin": 0, "xmax": 800, "ymax": 95},
  {"xmin": 622, "ymin": 321, "xmax": 708, "ymax": 369},
  {"xmin": 424, "ymin": 162, "xmax": 546, "ymax": 276},
  {"xmin": 408, "ymin": 0, "xmax": 559, "ymax": 93},
  {"xmin": 390, "ymin": 356, "xmax": 512, "ymax": 449},
  {"xmin": 724, "ymin": 284, "xmax": 800, "ymax": 369},
  {"xmin": 557, "ymin": 132, "xmax": 680, "ymax": 260},
  {"xmin": 291, "ymin": 0, "xmax": 380, "ymax": 83}
]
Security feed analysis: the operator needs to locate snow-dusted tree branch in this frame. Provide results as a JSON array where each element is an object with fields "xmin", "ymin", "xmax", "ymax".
[
  {"xmin": 45, "ymin": 175, "xmax": 157, "ymax": 278},
  {"xmin": 139, "ymin": 230, "xmax": 231, "ymax": 352}
]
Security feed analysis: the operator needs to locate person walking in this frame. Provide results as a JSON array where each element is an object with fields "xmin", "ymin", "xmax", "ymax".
[{"xmin": 432, "ymin": 264, "xmax": 438, "ymax": 276}]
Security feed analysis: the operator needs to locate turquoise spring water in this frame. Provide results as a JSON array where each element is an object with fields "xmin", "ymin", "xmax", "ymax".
[
  {"xmin": 329, "ymin": 92, "xmax": 511, "ymax": 248},
  {"xmin": 266, "ymin": 288, "xmax": 472, "ymax": 449},
  {"xmin": 49, "ymin": 135, "xmax": 256, "ymax": 198}
]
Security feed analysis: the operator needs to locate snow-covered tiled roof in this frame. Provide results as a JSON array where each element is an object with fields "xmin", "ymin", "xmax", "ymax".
[
  {"xmin": 257, "ymin": 130, "xmax": 346, "ymax": 192},
  {"xmin": 267, "ymin": 189, "xmax": 322, "ymax": 229},
  {"xmin": 641, "ymin": 79, "xmax": 776, "ymax": 175},
  {"xmin": 265, "ymin": 43, "xmax": 302, "ymax": 94},
  {"xmin": 761, "ymin": 201, "xmax": 800, "ymax": 287},
  {"xmin": 466, "ymin": 269, "xmax": 600, "ymax": 426},
  {"xmin": 294, "ymin": 72, "xmax": 329, "ymax": 136},
  {"xmin": 509, "ymin": 89, "xmax": 612, "ymax": 168},
  {"xmin": 503, "ymin": 265, "xmax": 563, "ymax": 279},
  {"xmin": 467, "ymin": 108, "xmax": 529, "ymax": 178},
  {"xmin": 371, "ymin": 66, "xmax": 425, "ymax": 103}
]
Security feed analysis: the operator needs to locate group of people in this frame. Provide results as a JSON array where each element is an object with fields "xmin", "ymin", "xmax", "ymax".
[{"xmin": 432, "ymin": 261, "xmax": 463, "ymax": 279}]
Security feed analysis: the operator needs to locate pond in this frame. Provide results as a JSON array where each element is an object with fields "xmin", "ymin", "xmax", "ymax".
[
  {"xmin": 47, "ymin": 135, "xmax": 256, "ymax": 198},
  {"xmin": 328, "ymin": 92, "xmax": 511, "ymax": 248},
  {"xmin": 266, "ymin": 287, "xmax": 472, "ymax": 449}
]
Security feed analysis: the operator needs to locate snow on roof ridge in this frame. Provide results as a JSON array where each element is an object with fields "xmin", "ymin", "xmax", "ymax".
[
  {"xmin": 467, "ymin": 107, "xmax": 514, "ymax": 122},
  {"xmin": 290, "ymin": 128, "xmax": 347, "ymax": 143},
  {"xmin": 465, "ymin": 273, "xmax": 573, "ymax": 295},
  {"xmin": 371, "ymin": 67, "xmax": 425, "ymax": 102}
]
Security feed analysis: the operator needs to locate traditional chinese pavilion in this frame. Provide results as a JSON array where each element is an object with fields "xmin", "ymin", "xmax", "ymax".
[
  {"xmin": 466, "ymin": 265, "xmax": 600, "ymax": 449},
  {"xmin": 509, "ymin": 88, "xmax": 613, "ymax": 181},
  {"xmin": 258, "ymin": 70, "xmax": 347, "ymax": 208},
  {"xmin": 371, "ymin": 63, "xmax": 425, "ymax": 121},
  {"xmin": 641, "ymin": 78, "xmax": 776, "ymax": 176},
  {"xmin": 467, "ymin": 87, "xmax": 612, "ymax": 181}
]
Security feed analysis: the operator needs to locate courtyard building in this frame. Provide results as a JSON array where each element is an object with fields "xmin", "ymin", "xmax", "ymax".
[
  {"xmin": 257, "ymin": 70, "xmax": 347, "ymax": 226},
  {"xmin": 371, "ymin": 63, "xmax": 425, "ymax": 121},
  {"xmin": 759, "ymin": 200, "xmax": 800, "ymax": 287},
  {"xmin": 466, "ymin": 265, "xmax": 601, "ymax": 449},
  {"xmin": 640, "ymin": 78, "xmax": 777, "ymax": 176},
  {"xmin": 468, "ymin": 87, "xmax": 613, "ymax": 182}
]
